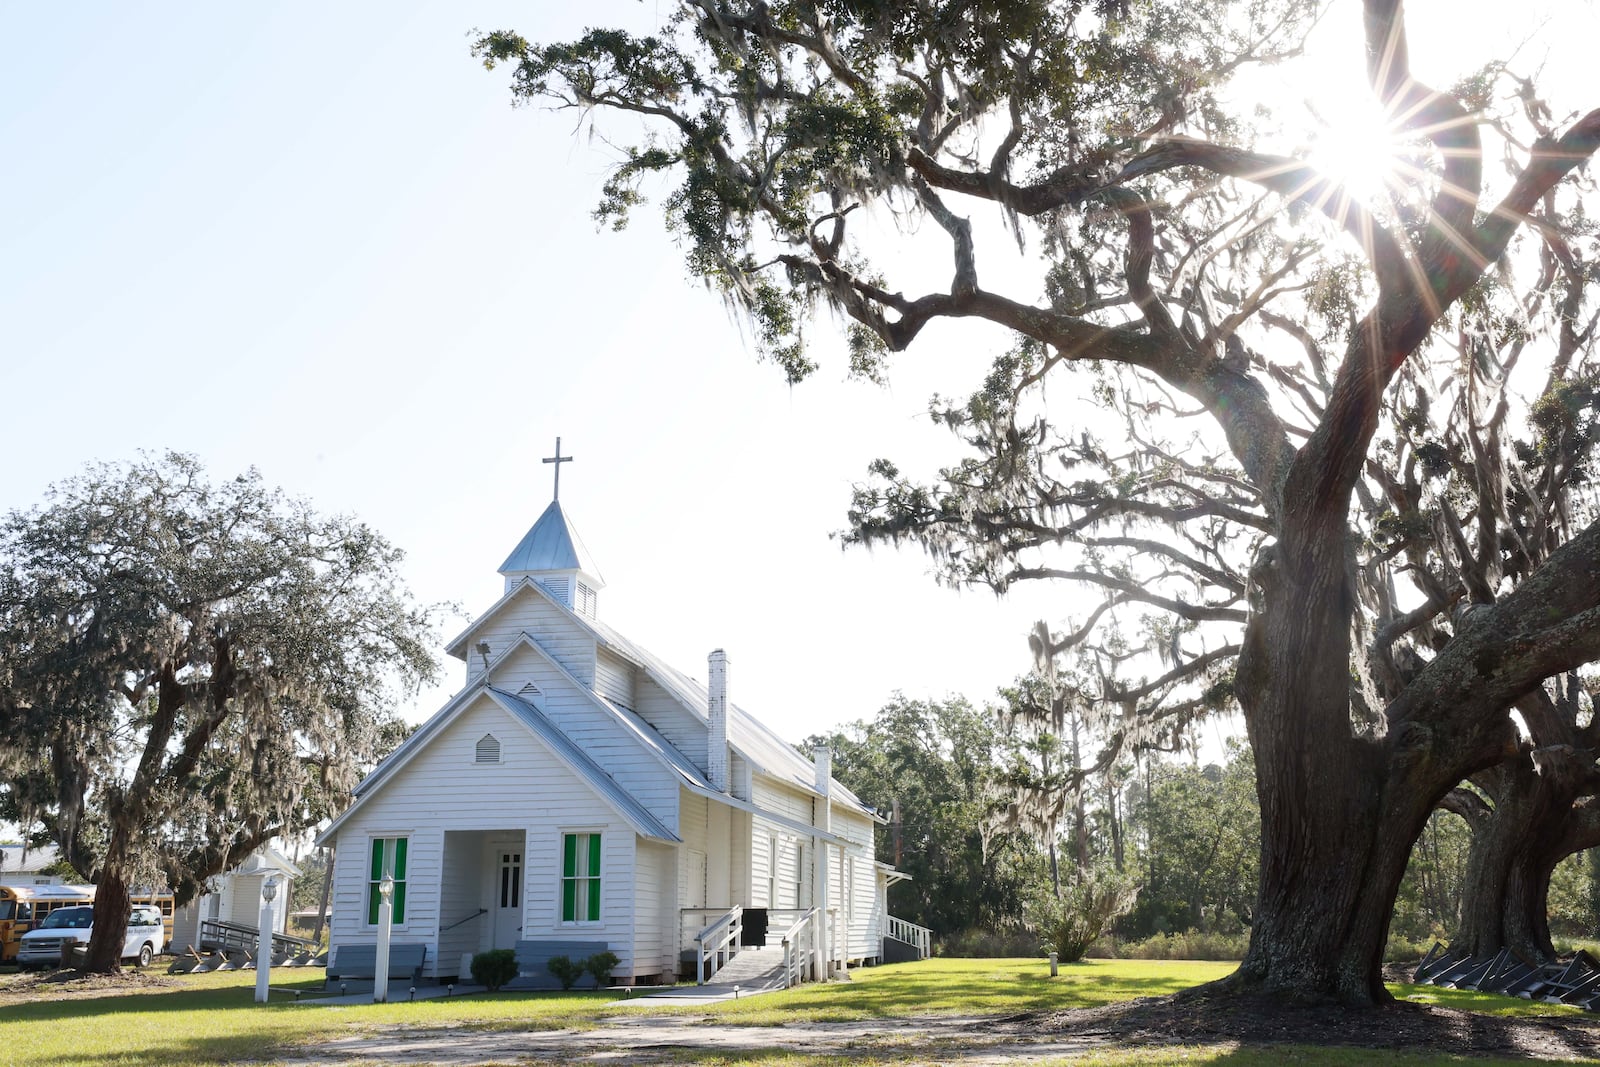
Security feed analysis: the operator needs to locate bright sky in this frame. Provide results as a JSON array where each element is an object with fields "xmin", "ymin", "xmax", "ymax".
[{"xmin": 1, "ymin": 2, "xmax": 1593, "ymax": 749}]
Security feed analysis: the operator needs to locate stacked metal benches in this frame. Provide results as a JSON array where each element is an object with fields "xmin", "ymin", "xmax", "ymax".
[
  {"xmin": 1413, "ymin": 942, "xmax": 1600, "ymax": 1008},
  {"xmin": 167, "ymin": 918, "xmax": 323, "ymax": 974}
]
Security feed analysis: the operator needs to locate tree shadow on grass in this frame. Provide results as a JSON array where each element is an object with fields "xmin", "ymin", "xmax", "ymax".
[
  {"xmin": 1, "ymin": 974, "xmax": 328, "ymax": 1024},
  {"xmin": 700, "ymin": 966, "xmax": 1223, "ymax": 1022},
  {"xmin": 1004, "ymin": 983, "xmax": 1600, "ymax": 1065}
]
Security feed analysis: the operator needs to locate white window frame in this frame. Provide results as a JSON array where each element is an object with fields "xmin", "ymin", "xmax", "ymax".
[
  {"xmin": 558, "ymin": 829, "xmax": 603, "ymax": 926},
  {"xmin": 365, "ymin": 832, "xmax": 412, "ymax": 930}
]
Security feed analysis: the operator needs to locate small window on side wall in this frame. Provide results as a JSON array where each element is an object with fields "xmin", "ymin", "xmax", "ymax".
[
  {"xmin": 475, "ymin": 734, "xmax": 501, "ymax": 764},
  {"xmin": 561, "ymin": 832, "xmax": 601, "ymax": 922}
]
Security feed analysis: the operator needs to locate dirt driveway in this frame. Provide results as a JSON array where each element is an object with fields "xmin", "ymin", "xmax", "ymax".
[
  {"xmin": 274, "ymin": 990, "xmax": 1600, "ymax": 1066},
  {"xmin": 274, "ymin": 1012, "xmax": 1102, "ymax": 1065}
]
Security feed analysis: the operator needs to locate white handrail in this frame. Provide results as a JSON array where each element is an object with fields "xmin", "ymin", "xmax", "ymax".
[
  {"xmin": 778, "ymin": 907, "xmax": 819, "ymax": 988},
  {"xmin": 886, "ymin": 914, "xmax": 932, "ymax": 959},
  {"xmin": 693, "ymin": 905, "xmax": 743, "ymax": 985}
]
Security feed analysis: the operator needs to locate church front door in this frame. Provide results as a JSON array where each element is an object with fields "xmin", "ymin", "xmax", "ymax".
[{"xmin": 488, "ymin": 835, "xmax": 524, "ymax": 950}]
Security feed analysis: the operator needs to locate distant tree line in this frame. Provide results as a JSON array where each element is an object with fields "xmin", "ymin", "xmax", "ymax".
[{"xmin": 817, "ymin": 692, "xmax": 1600, "ymax": 957}]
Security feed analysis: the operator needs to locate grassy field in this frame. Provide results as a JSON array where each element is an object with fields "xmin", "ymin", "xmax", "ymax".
[
  {"xmin": 0, "ymin": 957, "xmax": 1591, "ymax": 1067},
  {"xmin": 686, "ymin": 957, "xmax": 1235, "ymax": 1023},
  {"xmin": 0, "ymin": 967, "xmax": 622, "ymax": 1066}
]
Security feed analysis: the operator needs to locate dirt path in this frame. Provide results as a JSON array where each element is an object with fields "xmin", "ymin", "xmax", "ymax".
[
  {"xmin": 273, "ymin": 1013, "xmax": 1103, "ymax": 1066},
  {"xmin": 271, "ymin": 991, "xmax": 1600, "ymax": 1066}
]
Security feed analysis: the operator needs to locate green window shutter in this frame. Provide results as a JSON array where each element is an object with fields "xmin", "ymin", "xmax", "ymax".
[
  {"xmin": 562, "ymin": 878, "xmax": 576, "ymax": 922},
  {"xmin": 393, "ymin": 838, "xmax": 407, "ymax": 881},
  {"xmin": 368, "ymin": 838, "xmax": 383, "ymax": 924},
  {"xmin": 393, "ymin": 883, "xmax": 407, "ymax": 925},
  {"xmin": 563, "ymin": 834, "xmax": 577, "ymax": 877},
  {"xmin": 586, "ymin": 834, "xmax": 602, "ymax": 921}
]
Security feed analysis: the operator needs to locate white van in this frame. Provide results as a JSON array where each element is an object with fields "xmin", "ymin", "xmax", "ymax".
[{"xmin": 16, "ymin": 905, "xmax": 166, "ymax": 969}]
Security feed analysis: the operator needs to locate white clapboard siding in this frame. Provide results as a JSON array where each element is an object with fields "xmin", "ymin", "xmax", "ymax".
[
  {"xmin": 635, "ymin": 840, "xmax": 678, "ymax": 977},
  {"xmin": 486, "ymin": 643, "xmax": 680, "ymax": 828},
  {"xmin": 678, "ymin": 791, "xmax": 710, "ymax": 860},
  {"xmin": 519, "ymin": 825, "xmax": 636, "ymax": 975},
  {"xmin": 730, "ymin": 809, "xmax": 752, "ymax": 902},
  {"xmin": 435, "ymin": 832, "xmax": 487, "ymax": 974},
  {"xmin": 463, "ymin": 586, "xmax": 596, "ymax": 688},
  {"xmin": 729, "ymin": 753, "xmax": 752, "ymax": 801},
  {"xmin": 633, "ymin": 675, "xmax": 708, "ymax": 772},
  {"xmin": 752, "ymin": 822, "xmax": 813, "ymax": 909},
  {"xmin": 752, "ymin": 776, "xmax": 817, "ymax": 826},
  {"xmin": 594, "ymin": 648, "xmax": 636, "ymax": 709},
  {"xmin": 328, "ymin": 694, "xmax": 643, "ymax": 978},
  {"xmin": 825, "ymin": 809, "xmax": 880, "ymax": 961}
]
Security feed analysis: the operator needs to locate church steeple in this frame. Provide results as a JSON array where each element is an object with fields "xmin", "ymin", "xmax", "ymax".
[{"xmin": 498, "ymin": 438, "xmax": 605, "ymax": 615}]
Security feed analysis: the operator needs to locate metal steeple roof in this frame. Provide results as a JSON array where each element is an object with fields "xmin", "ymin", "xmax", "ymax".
[{"xmin": 497, "ymin": 499, "xmax": 604, "ymax": 582}]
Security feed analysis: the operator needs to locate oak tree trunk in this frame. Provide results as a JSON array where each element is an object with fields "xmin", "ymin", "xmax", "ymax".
[
  {"xmin": 82, "ymin": 840, "xmax": 131, "ymax": 974},
  {"xmin": 1230, "ymin": 535, "xmax": 1507, "ymax": 1004},
  {"xmin": 1450, "ymin": 743, "xmax": 1600, "ymax": 964},
  {"xmin": 1503, "ymin": 849, "xmax": 1558, "ymax": 962},
  {"xmin": 1451, "ymin": 763, "xmax": 1567, "ymax": 962}
]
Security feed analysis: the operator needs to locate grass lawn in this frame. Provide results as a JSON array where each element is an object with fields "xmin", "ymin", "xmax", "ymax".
[
  {"xmin": 0, "ymin": 967, "xmax": 622, "ymax": 1067},
  {"xmin": 685, "ymin": 957, "xmax": 1236, "ymax": 1023},
  {"xmin": 0, "ymin": 958, "xmax": 1593, "ymax": 1067}
]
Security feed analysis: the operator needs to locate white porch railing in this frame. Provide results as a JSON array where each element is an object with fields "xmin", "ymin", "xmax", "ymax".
[
  {"xmin": 691, "ymin": 905, "xmax": 743, "ymax": 985},
  {"xmin": 886, "ymin": 914, "xmax": 932, "ymax": 959},
  {"xmin": 777, "ymin": 907, "xmax": 820, "ymax": 988}
]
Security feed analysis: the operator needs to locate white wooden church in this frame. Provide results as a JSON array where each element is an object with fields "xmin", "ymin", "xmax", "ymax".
[{"xmin": 318, "ymin": 450, "xmax": 921, "ymax": 986}]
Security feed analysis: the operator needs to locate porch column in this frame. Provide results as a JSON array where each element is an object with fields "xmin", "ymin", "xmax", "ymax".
[{"xmin": 812, "ymin": 746, "xmax": 832, "ymax": 978}]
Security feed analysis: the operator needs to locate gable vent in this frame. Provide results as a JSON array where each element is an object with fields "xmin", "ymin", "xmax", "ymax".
[
  {"xmin": 518, "ymin": 681, "xmax": 542, "ymax": 698},
  {"xmin": 475, "ymin": 734, "xmax": 502, "ymax": 764}
]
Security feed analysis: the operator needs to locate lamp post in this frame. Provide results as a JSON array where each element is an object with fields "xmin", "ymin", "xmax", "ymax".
[
  {"xmin": 374, "ymin": 873, "xmax": 394, "ymax": 1004},
  {"xmin": 255, "ymin": 877, "xmax": 279, "ymax": 1004}
]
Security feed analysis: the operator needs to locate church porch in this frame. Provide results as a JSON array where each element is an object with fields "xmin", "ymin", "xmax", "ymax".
[{"xmin": 436, "ymin": 830, "xmax": 528, "ymax": 979}]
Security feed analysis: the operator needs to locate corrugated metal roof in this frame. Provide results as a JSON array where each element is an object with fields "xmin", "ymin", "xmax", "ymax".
[
  {"xmin": 442, "ymin": 572, "xmax": 877, "ymax": 822},
  {"xmin": 0, "ymin": 842, "xmax": 60, "ymax": 875},
  {"xmin": 593, "ymin": 693, "xmax": 716, "ymax": 791},
  {"xmin": 584, "ymin": 616, "xmax": 875, "ymax": 818},
  {"xmin": 498, "ymin": 500, "xmax": 604, "ymax": 581},
  {"xmin": 488, "ymin": 688, "xmax": 678, "ymax": 843}
]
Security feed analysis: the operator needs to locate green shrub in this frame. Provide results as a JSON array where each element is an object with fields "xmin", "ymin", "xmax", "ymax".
[
  {"xmin": 469, "ymin": 949, "xmax": 518, "ymax": 992},
  {"xmin": 546, "ymin": 954, "xmax": 584, "ymax": 991},
  {"xmin": 1384, "ymin": 935, "xmax": 1438, "ymax": 964},
  {"xmin": 935, "ymin": 927, "xmax": 1040, "ymax": 958},
  {"xmin": 1115, "ymin": 931, "xmax": 1248, "ymax": 961},
  {"xmin": 583, "ymin": 950, "xmax": 619, "ymax": 988},
  {"xmin": 1028, "ymin": 868, "xmax": 1140, "ymax": 963}
]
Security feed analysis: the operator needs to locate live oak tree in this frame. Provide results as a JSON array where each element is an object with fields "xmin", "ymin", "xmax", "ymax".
[
  {"xmin": 0, "ymin": 454, "xmax": 437, "ymax": 972},
  {"xmin": 479, "ymin": 0, "xmax": 1600, "ymax": 1002}
]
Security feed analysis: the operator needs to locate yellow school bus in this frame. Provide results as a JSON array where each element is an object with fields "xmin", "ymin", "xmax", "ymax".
[{"xmin": 0, "ymin": 885, "xmax": 94, "ymax": 962}]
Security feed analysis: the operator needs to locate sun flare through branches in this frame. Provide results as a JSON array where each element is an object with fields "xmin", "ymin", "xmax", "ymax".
[{"xmin": 1305, "ymin": 92, "xmax": 1410, "ymax": 211}]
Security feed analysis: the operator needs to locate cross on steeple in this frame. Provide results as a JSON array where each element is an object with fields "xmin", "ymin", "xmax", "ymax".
[{"xmin": 543, "ymin": 437, "xmax": 574, "ymax": 502}]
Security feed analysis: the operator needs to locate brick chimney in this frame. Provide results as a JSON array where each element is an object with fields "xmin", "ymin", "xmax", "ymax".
[{"xmin": 707, "ymin": 649, "xmax": 729, "ymax": 792}]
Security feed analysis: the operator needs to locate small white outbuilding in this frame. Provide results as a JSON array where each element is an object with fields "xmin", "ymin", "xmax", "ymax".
[{"xmin": 170, "ymin": 845, "xmax": 302, "ymax": 952}]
